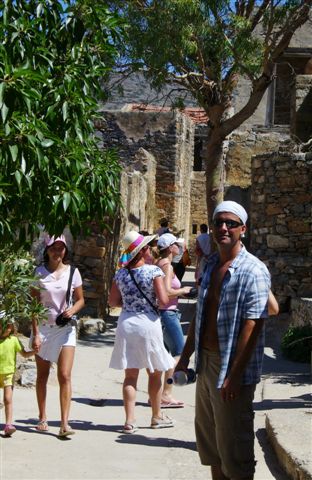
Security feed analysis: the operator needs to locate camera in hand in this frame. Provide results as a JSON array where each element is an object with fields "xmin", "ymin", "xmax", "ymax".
[
  {"xmin": 55, "ymin": 313, "xmax": 71, "ymax": 327},
  {"xmin": 183, "ymin": 287, "xmax": 198, "ymax": 299}
]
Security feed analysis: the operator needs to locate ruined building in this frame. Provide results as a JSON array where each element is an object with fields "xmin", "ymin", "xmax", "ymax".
[{"xmin": 74, "ymin": 20, "xmax": 312, "ymax": 318}]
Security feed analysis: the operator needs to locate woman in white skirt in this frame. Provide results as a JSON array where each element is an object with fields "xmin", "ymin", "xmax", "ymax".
[
  {"xmin": 31, "ymin": 235, "xmax": 84, "ymax": 437},
  {"xmin": 109, "ymin": 231, "xmax": 175, "ymax": 433}
]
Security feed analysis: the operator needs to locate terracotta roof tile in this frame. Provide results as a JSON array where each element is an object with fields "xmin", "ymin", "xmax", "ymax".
[{"xmin": 130, "ymin": 103, "xmax": 208, "ymax": 124}]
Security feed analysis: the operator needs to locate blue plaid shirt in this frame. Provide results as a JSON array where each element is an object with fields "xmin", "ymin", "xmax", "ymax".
[{"xmin": 195, "ymin": 245, "xmax": 270, "ymax": 388}]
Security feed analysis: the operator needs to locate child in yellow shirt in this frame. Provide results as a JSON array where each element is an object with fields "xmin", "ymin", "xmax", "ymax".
[{"xmin": 0, "ymin": 320, "xmax": 35, "ymax": 436}]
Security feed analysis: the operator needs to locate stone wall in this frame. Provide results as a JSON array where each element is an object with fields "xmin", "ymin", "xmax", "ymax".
[
  {"xmin": 250, "ymin": 150, "xmax": 312, "ymax": 310},
  {"xmin": 73, "ymin": 219, "xmax": 120, "ymax": 318},
  {"xmin": 225, "ymin": 128, "xmax": 291, "ymax": 188},
  {"xmin": 98, "ymin": 110, "xmax": 195, "ymax": 243},
  {"xmin": 291, "ymin": 298, "xmax": 312, "ymax": 327},
  {"xmin": 119, "ymin": 148, "xmax": 157, "ymax": 235}
]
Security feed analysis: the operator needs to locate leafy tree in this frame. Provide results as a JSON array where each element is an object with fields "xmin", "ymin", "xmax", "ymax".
[
  {"xmin": 0, "ymin": 0, "xmax": 124, "ymax": 246},
  {"xmin": 107, "ymin": 0, "xmax": 311, "ymax": 219},
  {"xmin": 0, "ymin": 247, "xmax": 47, "ymax": 333}
]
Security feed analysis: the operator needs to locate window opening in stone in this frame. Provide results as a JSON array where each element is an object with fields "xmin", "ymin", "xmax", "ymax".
[
  {"xmin": 192, "ymin": 224, "xmax": 198, "ymax": 235},
  {"xmin": 194, "ymin": 138, "xmax": 203, "ymax": 171},
  {"xmin": 273, "ymin": 54, "xmax": 311, "ymax": 126}
]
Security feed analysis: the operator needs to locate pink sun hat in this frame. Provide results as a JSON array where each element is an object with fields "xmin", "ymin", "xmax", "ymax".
[
  {"xmin": 118, "ymin": 230, "xmax": 156, "ymax": 267},
  {"xmin": 45, "ymin": 235, "xmax": 67, "ymax": 248}
]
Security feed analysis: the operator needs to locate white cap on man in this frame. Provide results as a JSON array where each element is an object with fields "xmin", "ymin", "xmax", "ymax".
[{"xmin": 213, "ymin": 201, "xmax": 248, "ymax": 225}]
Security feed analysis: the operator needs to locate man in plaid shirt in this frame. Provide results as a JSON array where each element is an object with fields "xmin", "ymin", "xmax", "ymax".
[{"xmin": 176, "ymin": 201, "xmax": 271, "ymax": 480}]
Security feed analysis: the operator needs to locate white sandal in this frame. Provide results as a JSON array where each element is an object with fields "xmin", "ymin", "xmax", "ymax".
[
  {"xmin": 122, "ymin": 423, "xmax": 138, "ymax": 434},
  {"xmin": 151, "ymin": 414, "xmax": 175, "ymax": 429}
]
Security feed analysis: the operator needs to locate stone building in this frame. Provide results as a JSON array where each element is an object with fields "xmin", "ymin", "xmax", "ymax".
[{"xmin": 74, "ymin": 21, "xmax": 312, "ymax": 318}]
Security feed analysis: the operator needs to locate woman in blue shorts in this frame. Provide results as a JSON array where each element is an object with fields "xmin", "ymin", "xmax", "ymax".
[{"xmin": 156, "ymin": 233, "xmax": 191, "ymax": 408}]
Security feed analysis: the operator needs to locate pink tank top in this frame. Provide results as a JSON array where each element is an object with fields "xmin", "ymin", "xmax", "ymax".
[{"xmin": 158, "ymin": 266, "xmax": 181, "ymax": 310}]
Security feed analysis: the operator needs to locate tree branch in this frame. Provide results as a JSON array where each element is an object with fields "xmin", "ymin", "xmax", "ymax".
[
  {"xmin": 219, "ymin": 70, "xmax": 273, "ymax": 137},
  {"xmin": 250, "ymin": 0, "xmax": 271, "ymax": 31}
]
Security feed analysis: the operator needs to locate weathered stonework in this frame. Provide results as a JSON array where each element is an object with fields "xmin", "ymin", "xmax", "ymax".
[
  {"xmin": 225, "ymin": 129, "xmax": 290, "ymax": 188},
  {"xmin": 73, "ymin": 221, "xmax": 120, "ymax": 318},
  {"xmin": 98, "ymin": 110, "xmax": 195, "ymax": 242},
  {"xmin": 250, "ymin": 151, "xmax": 312, "ymax": 310},
  {"xmin": 291, "ymin": 298, "xmax": 312, "ymax": 327}
]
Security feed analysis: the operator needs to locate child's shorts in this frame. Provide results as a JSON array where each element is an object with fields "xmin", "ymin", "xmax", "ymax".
[{"xmin": 0, "ymin": 373, "xmax": 14, "ymax": 388}]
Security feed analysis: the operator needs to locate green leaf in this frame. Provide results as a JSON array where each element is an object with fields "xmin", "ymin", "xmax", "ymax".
[
  {"xmin": 4, "ymin": 123, "xmax": 11, "ymax": 136},
  {"xmin": 41, "ymin": 139, "xmax": 54, "ymax": 148},
  {"xmin": 1, "ymin": 103, "xmax": 9, "ymax": 123},
  {"xmin": 13, "ymin": 68, "xmax": 46, "ymax": 83},
  {"xmin": 62, "ymin": 192, "xmax": 71, "ymax": 212},
  {"xmin": 26, "ymin": 135, "xmax": 37, "ymax": 147},
  {"xmin": 14, "ymin": 170, "xmax": 22, "ymax": 185},
  {"xmin": 0, "ymin": 82, "xmax": 6, "ymax": 105},
  {"xmin": 21, "ymin": 154, "xmax": 26, "ymax": 174},
  {"xmin": 9, "ymin": 145, "xmax": 18, "ymax": 163},
  {"xmin": 62, "ymin": 101, "xmax": 68, "ymax": 121},
  {"xmin": 36, "ymin": 3, "xmax": 43, "ymax": 17},
  {"xmin": 24, "ymin": 174, "xmax": 32, "ymax": 188}
]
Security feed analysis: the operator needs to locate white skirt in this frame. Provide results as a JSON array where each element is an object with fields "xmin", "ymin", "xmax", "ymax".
[
  {"xmin": 30, "ymin": 324, "xmax": 76, "ymax": 363},
  {"xmin": 109, "ymin": 311, "xmax": 175, "ymax": 373}
]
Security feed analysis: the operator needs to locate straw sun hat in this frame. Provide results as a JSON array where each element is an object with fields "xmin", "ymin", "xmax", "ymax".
[{"xmin": 118, "ymin": 231, "xmax": 156, "ymax": 267}]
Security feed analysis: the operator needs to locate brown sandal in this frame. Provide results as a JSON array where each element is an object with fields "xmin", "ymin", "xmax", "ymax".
[{"xmin": 59, "ymin": 426, "xmax": 75, "ymax": 437}]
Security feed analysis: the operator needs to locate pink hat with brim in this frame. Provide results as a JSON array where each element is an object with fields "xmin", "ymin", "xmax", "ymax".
[{"xmin": 45, "ymin": 235, "xmax": 67, "ymax": 247}]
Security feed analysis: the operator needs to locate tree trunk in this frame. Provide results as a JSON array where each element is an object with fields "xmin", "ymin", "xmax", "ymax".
[{"xmin": 205, "ymin": 130, "xmax": 225, "ymax": 225}]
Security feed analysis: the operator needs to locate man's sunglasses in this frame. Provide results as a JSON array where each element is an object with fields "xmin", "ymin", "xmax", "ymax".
[{"xmin": 213, "ymin": 219, "xmax": 243, "ymax": 229}]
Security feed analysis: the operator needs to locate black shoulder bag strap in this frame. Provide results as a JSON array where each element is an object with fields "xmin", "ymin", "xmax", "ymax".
[
  {"xmin": 127, "ymin": 268, "xmax": 159, "ymax": 315},
  {"xmin": 65, "ymin": 265, "xmax": 76, "ymax": 307}
]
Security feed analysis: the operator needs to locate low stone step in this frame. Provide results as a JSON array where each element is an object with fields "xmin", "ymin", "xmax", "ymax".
[{"xmin": 78, "ymin": 317, "xmax": 106, "ymax": 337}]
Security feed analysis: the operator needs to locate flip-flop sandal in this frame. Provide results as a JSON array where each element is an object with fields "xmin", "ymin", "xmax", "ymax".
[
  {"xmin": 59, "ymin": 426, "xmax": 75, "ymax": 437},
  {"xmin": 36, "ymin": 420, "xmax": 49, "ymax": 432},
  {"xmin": 147, "ymin": 398, "xmax": 184, "ymax": 408},
  {"xmin": 4, "ymin": 424, "xmax": 16, "ymax": 436},
  {"xmin": 122, "ymin": 423, "xmax": 138, "ymax": 434},
  {"xmin": 160, "ymin": 400, "xmax": 184, "ymax": 408}
]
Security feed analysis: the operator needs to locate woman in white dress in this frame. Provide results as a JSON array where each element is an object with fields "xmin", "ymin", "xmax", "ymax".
[
  {"xmin": 31, "ymin": 235, "xmax": 84, "ymax": 437},
  {"xmin": 109, "ymin": 231, "xmax": 175, "ymax": 433}
]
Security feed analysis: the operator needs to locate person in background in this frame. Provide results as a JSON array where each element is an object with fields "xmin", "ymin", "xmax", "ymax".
[
  {"xmin": 156, "ymin": 218, "xmax": 171, "ymax": 237},
  {"xmin": 31, "ymin": 235, "xmax": 84, "ymax": 437},
  {"xmin": 156, "ymin": 233, "xmax": 192, "ymax": 407},
  {"xmin": 109, "ymin": 231, "xmax": 175, "ymax": 433},
  {"xmin": 195, "ymin": 224, "xmax": 212, "ymax": 284},
  {"xmin": 171, "ymin": 237, "xmax": 189, "ymax": 282},
  {"xmin": 0, "ymin": 319, "xmax": 35, "ymax": 436},
  {"xmin": 175, "ymin": 201, "xmax": 275, "ymax": 480}
]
